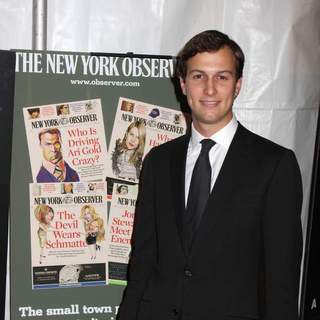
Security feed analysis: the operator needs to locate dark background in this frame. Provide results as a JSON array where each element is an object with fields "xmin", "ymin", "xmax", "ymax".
[{"xmin": 0, "ymin": 50, "xmax": 15, "ymax": 320}]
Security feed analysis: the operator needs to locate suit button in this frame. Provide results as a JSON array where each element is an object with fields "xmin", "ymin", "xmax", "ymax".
[
  {"xmin": 184, "ymin": 269, "xmax": 192, "ymax": 277},
  {"xmin": 172, "ymin": 308, "xmax": 179, "ymax": 316}
]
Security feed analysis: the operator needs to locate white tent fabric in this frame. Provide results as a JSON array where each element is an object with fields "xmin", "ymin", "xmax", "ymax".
[
  {"xmin": 1, "ymin": 0, "xmax": 320, "ymax": 318},
  {"xmin": 1, "ymin": 0, "xmax": 318, "ymax": 230}
]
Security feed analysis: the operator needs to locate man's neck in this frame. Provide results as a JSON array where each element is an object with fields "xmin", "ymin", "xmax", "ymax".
[
  {"xmin": 192, "ymin": 115, "xmax": 233, "ymax": 137},
  {"xmin": 42, "ymin": 158, "xmax": 64, "ymax": 174}
]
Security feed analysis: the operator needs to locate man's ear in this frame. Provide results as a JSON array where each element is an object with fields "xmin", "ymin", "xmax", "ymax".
[
  {"xmin": 179, "ymin": 77, "xmax": 187, "ymax": 95},
  {"xmin": 234, "ymin": 77, "xmax": 242, "ymax": 97}
]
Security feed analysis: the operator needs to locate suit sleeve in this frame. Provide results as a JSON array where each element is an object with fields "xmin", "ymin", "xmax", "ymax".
[
  {"xmin": 117, "ymin": 150, "xmax": 157, "ymax": 320},
  {"xmin": 262, "ymin": 149, "xmax": 303, "ymax": 320}
]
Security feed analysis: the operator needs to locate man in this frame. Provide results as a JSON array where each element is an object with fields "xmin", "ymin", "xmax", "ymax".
[
  {"xmin": 117, "ymin": 30, "xmax": 302, "ymax": 320},
  {"xmin": 36, "ymin": 128, "xmax": 79, "ymax": 182}
]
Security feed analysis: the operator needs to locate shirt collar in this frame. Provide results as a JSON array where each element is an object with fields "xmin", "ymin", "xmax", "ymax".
[
  {"xmin": 42, "ymin": 158, "xmax": 65, "ymax": 175},
  {"xmin": 190, "ymin": 115, "xmax": 238, "ymax": 150}
]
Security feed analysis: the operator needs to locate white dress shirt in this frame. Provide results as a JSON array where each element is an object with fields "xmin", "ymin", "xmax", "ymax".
[{"xmin": 185, "ymin": 116, "xmax": 238, "ymax": 205}]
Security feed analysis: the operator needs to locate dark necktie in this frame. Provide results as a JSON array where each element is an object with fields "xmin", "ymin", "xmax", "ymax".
[{"xmin": 184, "ymin": 139, "xmax": 216, "ymax": 249}]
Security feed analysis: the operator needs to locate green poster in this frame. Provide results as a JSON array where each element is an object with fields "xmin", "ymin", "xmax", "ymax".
[{"xmin": 11, "ymin": 51, "xmax": 186, "ymax": 320}]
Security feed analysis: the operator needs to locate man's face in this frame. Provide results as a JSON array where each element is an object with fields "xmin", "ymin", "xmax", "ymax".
[
  {"xmin": 180, "ymin": 47, "xmax": 242, "ymax": 136},
  {"xmin": 40, "ymin": 133, "xmax": 62, "ymax": 164}
]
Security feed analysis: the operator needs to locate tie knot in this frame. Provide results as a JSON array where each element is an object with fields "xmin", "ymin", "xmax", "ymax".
[{"xmin": 200, "ymin": 139, "xmax": 215, "ymax": 154}]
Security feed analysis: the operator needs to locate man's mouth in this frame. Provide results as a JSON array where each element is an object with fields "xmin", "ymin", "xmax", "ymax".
[{"xmin": 200, "ymin": 100, "xmax": 220, "ymax": 107}]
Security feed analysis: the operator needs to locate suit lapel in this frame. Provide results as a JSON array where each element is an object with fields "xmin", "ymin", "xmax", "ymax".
[{"xmin": 170, "ymin": 134, "xmax": 190, "ymax": 257}]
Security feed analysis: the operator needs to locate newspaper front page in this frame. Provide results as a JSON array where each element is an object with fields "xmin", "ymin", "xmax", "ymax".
[
  {"xmin": 29, "ymin": 182, "xmax": 108, "ymax": 289},
  {"xmin": 106, "ymin": 183, "xmax": 138, "ymax": 284},
  {"xmin": 106, "ymin": 97, "xmax": 187, "ymax": 184},
  {"xmin": 23, "ymin": 99, "xmax": 108, "ymax": 183}
]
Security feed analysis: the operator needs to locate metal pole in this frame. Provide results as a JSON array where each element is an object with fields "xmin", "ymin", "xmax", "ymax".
[{"xmin": 32, "ymin": 0, "xmax": 47, "ymax": 50}]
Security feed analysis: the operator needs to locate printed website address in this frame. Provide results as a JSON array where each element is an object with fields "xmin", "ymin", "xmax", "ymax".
[{"xmin": 70, "ymin": 79, "xmax": 140, "ymax": 87}]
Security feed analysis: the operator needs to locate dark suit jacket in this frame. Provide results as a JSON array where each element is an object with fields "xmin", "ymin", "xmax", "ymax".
[
  {"xmin": 36, "ymin": 161, "xmax": 80, "ymax": 183},
  {"xmin": 117, "ymin": 123, "xmax": 303, "ymax": 320}
]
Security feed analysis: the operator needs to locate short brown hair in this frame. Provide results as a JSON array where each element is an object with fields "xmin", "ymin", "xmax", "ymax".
[{"xmin": 176, "ymin": 30, "xmax": 245, "ymax": 80}]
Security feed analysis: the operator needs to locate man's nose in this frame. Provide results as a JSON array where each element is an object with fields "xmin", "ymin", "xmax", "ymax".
[
  {"xmin": 52, "ymin": 144, "xmax": 59, "ymax": 151},
  {"xmin": 204, "ymin": 78, "xmax": 217, "ymax": 95}
]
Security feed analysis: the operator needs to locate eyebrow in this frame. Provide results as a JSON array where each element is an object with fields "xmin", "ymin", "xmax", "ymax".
[{"xmin": 188, "ymin": 69, "xmax": 234, "ymax": 75}]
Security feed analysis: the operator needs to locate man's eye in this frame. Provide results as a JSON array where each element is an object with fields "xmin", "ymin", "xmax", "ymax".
[
  {"xmin": 217, "ymin": 75, "xmax": 228, "ymax": 81},
  {"xmin": 192, "ymin": 74, "xmax": 203, "ymax": 79}
]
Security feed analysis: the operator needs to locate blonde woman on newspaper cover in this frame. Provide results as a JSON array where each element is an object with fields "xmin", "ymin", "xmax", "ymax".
[
  {"xmin": 111, "ymin": 120, "xmax": 146, "ymax": 181},
  {"xmin": 80, "ymin": 205, "xmax": 105, "ymax": 260},
  {"xmin": 34, "ymin": 204, "xmax": 54, "ymax": 265}
]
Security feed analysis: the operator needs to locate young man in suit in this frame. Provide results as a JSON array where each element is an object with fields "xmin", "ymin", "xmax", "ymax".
[
  {"xmin": 36, "ymin": 128, "xmax": 79, "ymax": 182},
  {"xmin": 117, "ymin": 30, "xmax": 303, "ymax": 320}
]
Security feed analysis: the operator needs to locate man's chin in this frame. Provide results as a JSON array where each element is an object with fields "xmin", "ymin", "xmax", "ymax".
[
  {"xmin": 50, "ymin": 157, "xmax": 62, "ymax": 164},
  {"xmin": 194, "ymin": 113, "xmax": 232, "ymax": 127}
]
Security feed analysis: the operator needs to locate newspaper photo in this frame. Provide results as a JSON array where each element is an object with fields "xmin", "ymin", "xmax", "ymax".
[
  {"xmin": 23, "ymin": 99, "xmax": 108, "ymax": 183},
  {"xmin": 106, "ymin": 182, "xmax": 138, "ymax": 284},
  {"xmin": 29, "ymin": 182, "xmax": 108, "ymax": 289},
  {"xmin": 106, "ymin": 97, "xmax": 187, "ymax": 184}
]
